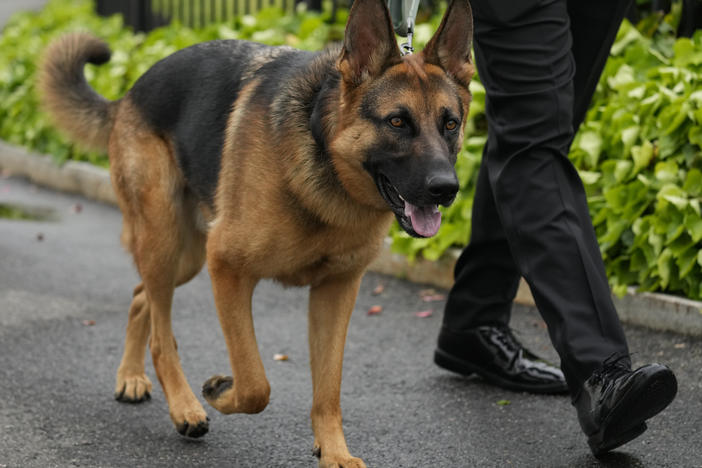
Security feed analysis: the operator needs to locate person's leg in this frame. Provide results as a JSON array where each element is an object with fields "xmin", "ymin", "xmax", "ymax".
[
  {"xmin": 445, "ymin": 0, "xmax": 633, "ymax": 339},
  {"xmin": 439, "ymin": 0, "xmax": 677, "ymax": 455},
  {"xmin": 452, "ymin": 0, "xmax": 632, "ymax": 390},
  {"xmin": 434, "ymin": 0, "xmax": 592, "ymax": 393},
  {"xmin": 437, "ymin": 147, "xmax": 568, "ymax": 394},
  {"xmin": 565, "ymin": 0, "xmax": 677, "ymax": 455}
]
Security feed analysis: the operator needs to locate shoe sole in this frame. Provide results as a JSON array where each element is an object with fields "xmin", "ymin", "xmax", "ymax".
[
  {"xmin": 588, "ymin": 366, "xmax": 677, "ymax": 456},
  {"xmin": 434, "ymin": 348, "xmax": 569, "ymax": 395}
]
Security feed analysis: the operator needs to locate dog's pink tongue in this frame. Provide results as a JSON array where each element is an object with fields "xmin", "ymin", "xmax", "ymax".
[{"xmin": 404, "ymin": 202, "xmax": 442, "ymax": 237}]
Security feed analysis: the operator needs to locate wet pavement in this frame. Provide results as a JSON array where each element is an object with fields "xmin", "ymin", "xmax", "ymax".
[{"xmin": 1, "ymin": 175, "xmax": 700, "ymax": 467}]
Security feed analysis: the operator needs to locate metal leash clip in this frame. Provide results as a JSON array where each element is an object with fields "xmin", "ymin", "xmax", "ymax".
[
  {"xmin": 389, "ymin": 0, "xmax": 419, "ymax": 56},
  {"xmin": 400, "ymin": 18, "xmax": 414, "ymax": 55}
]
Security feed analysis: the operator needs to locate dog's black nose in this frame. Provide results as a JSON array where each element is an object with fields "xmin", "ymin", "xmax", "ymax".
[{"xmin": 426, "ymin": 172, "xmax": 459, "ymax": 205}]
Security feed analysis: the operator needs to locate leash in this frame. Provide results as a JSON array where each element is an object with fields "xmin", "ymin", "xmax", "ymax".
[{"xmin": 388, "ymin": 0, "xmax": 420, "ymax": 55}]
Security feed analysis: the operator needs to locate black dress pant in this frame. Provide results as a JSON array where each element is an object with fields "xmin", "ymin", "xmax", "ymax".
[{"xmin": 442, "ymin": 0, "xmax": 633, "ymax": 394}]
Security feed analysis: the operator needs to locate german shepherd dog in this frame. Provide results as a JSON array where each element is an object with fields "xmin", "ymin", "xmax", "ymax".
[{"xmin": 39, "ymin": 0, "xmax": 473, "ymax": 464}]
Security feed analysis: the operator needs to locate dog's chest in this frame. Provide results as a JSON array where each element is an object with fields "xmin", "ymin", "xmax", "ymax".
[
  {"xmin": 271, "ymin": 234, "xmax": 382, "ymax": 287},
  {"xmin": 272, "ymin": 251, "xmax": 366, "ymax": 287}
]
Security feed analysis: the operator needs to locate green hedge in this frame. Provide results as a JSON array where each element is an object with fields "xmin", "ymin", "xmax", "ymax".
[
  {"xmin": 573, "ymin": 6, "xmax": 702, "ymax": 298},
  {"xmin": 2, "ymin": 1, "xmax": 702, "ymax": 299}
]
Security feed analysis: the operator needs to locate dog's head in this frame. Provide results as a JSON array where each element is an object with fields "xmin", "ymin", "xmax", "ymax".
[{"xmin": 329, "ymin": 0, "xmax": 473, "ymax": 238}]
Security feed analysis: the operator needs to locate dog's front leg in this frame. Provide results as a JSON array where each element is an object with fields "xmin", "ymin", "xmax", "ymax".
[
  {"xmin": 202, "ymin": 253, "xmax": 271, "ymax": 415},
  {"xmin": 309, "ymin": 272, "xmax": 367, "ymax": 468}
]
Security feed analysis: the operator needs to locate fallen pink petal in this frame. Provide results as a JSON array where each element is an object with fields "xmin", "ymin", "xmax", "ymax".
[
  {"xmin": 421, "ymin": 294, "xmax": 446, "ymax": 302},
  {"xmin": 82, "ymin": 320, "xmax": 96, "ymax": 326},
  {"xmin": 372, "ymin": 284, "xmax": 385, "ymax": 295},
  {"xmin": 414, "ymin": 310, "xmax": 433, "ymax": 318},
  {"xmin": 367, "ymin": 305, "xmax": 383, "ymax": 315}
]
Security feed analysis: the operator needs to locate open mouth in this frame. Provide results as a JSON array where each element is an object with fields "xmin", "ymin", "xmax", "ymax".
[{"xmin": 375, "ymin": 174, "xmax": 442, "ymax": 238}]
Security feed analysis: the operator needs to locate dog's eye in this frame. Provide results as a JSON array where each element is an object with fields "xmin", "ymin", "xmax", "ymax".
[
  {"xmin": 389, "ymin": 117, "xmax": 405, "ymax": 128},
  {"xmin": 445, "ymin": 120, "xmax": 458, "ymax": 131}
]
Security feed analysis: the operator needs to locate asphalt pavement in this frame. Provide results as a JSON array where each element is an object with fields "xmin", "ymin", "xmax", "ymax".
[{"xmin": 1, "ymin": 174, "xmax": 701, "ymax": 468}]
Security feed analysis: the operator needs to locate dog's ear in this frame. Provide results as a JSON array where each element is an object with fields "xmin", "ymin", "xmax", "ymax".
[
  {"xmin": 422, "ymin": 0, "xmax": 474, "ymax": 87},
  {"xmin": 337, "ymin": 0, "xmax": 402, "ymax": 86}
]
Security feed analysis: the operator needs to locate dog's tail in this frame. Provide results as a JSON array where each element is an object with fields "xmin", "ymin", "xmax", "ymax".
[{"xmin": 38, "ymin": 33, "xmax": 116, "ymax": 150}]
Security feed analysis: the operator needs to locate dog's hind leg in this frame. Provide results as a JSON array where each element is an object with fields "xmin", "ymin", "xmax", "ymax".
[
  {"xmin": 114, "ymin": 282, "xmax": 152, "ymax": 403},
  {"xmin": 114, "ymin": 198, "xmax": 207, "ymax": 405},
  {"xmin": 136, "ymin": 195, "xmax": 208, "ymax": 437},
  {"xmin": 140, "ymin": 235, "xmax": 208, "ymax": 438},
  {"xmin": 308, "ymin": 272, "xmax": 367, "ymax": 468},
  {"xmin": 109, "ymin": 104, "xmax": 209, "ymax": 437},
  {"xmin": 202, "ymin": 240, "xmax": 270, "ymax": 415}
]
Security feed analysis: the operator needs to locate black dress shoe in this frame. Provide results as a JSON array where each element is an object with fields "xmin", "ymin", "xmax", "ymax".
[
  {"xmin": 434, "ymin": 324, "xmax": 569, "ymax": 394},
  {"xmin": 574, "ymin": 354, "xmax": 677, "ymax": 456}
]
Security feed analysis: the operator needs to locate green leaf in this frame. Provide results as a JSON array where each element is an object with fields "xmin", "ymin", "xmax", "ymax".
[
  {"xmin": 661, "ymin": 102, "xmax": 691, "ymax": 136},
  {"xmin": 579, "ymin": 170, "xmax": 601, "ymax": 186},
  {"xmin": 689, "ymin": 125, "xmax": 702, "ymax": 147},
  {"xmin": 601, "ymin": 218, "xmax": 630, "ymax": 247},
  {"xmin": 577, "ymin": 131, "xmax": 603, "ymax": 167},
  {"xmin": 657, "ymin": 248, "xmax": 673, "ymax": 288},
  {"xmin": 614, "ymin": 160, "xmax": 633, "ymax": 182},
  {"xmin": 631, "ymin": 140, "xmax": 654, "ymax": 173},
  {"xmin": 685, "ymin": 211, "xmax": 702, "ymax": 242},
  {"xmin": 612, "ymin": 283, "xmax": 628, "ymax": 297},
  {"xmin": 673, "ymin": 37, "xmax": 702, "ymax": 67},
  {"xmin": 612, "ymin": 20, "xmax": 644, "ymax": 55},
  {"xmin": 676, "ymin": 245, "xmax": 698, "ymax": 278},
  {"xmin": 654, "ymin": 161, "xmax": 680, "ymax": 183},
  {"xmin": 608, "ymin": 64, "xmax": 636, "ymax": 90},
  {"xmin": 683, "ymin": 168, "xmax": 702, "ymax": 197},
  {"xmin": 621, "ymin": 126, "xmax": 640, "ymax": 150},
  {"xmin": 657, "ymin": 184, "xmax": 688, "ymax": 210}
]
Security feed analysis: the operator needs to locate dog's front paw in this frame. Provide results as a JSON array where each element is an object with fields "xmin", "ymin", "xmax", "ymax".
[
  {"xmin": 114, "ymin": 372, "xmax": 152, "ymax": 403},
  {"xmin": 313, "ymin": 443, "xmax": 367, "ymax": 468}
]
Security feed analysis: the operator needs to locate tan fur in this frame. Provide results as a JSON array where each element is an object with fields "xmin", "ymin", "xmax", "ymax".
[
  {"xmin": 38, "ymin": 32, "xmax": 115, "ymax": 150},
  {"xmin": 108, "ymin": 100, "xmax": 210, "ymax": 432}
]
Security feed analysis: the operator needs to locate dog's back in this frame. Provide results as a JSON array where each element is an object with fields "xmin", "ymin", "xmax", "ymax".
[
  {"xmin": 41, "ymin": 36, "xmax": 323, "ymax": 205},
  {"xmin": 131, "ymin": 41, "xmax": 326, "ymax": 204}
]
